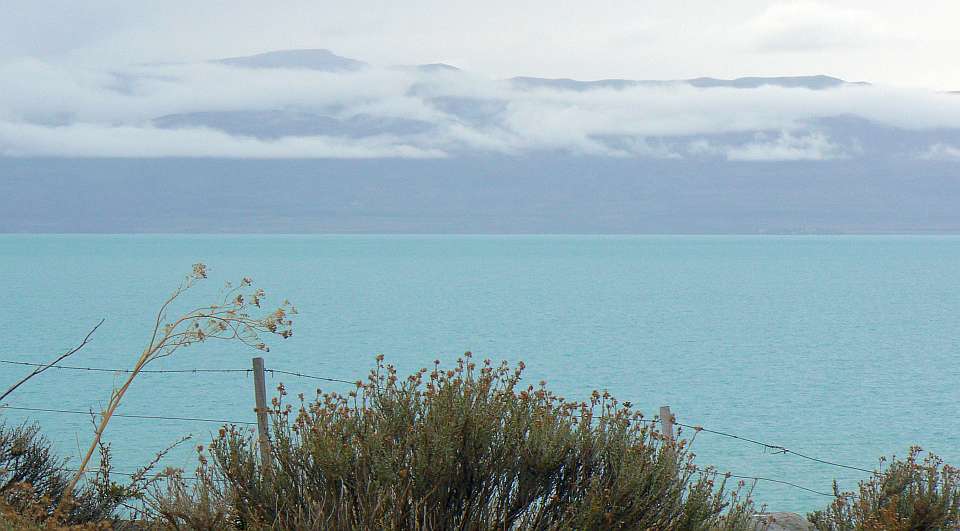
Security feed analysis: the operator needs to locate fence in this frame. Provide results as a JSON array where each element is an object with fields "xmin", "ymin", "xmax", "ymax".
[{"xmin": 0, "ymin": 356, "xmax": 881, "ymax": 499}]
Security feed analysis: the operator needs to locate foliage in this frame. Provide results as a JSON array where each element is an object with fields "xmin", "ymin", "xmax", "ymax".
[
  {"xmin": 153, "ymin": 354, "xmax": 758, "ymax": 530},
  {"xmin": 0, "ymin": 421, "xmax": 152, "ymax": 529},
  {"xmin": 808, "ymin": 447, "xmax": 960, "ymax": 530}
]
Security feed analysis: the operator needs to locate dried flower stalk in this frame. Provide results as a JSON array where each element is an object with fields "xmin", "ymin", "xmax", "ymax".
[{"xmin": 64, "ymin": 263, "xmax": 294, "ymax": 497}]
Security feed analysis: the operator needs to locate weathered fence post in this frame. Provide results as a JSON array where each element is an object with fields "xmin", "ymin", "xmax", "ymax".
[
  {"xmin": 659, "ymin": 405, "xmax": 674, "ymax": 442},
  {"xmin": 252, "ymin": 357, "xmax": 272, "ymax": 472}
]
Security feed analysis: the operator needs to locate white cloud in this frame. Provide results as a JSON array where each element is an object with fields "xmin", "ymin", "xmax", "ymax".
[
  {"xmin": 2, "ymin": 56, "xmax": 960, "ymax": 159},
  {"xmin": 0, "ymin": 60, "xmax": 428, "ymax": 124},
  {"xmin": 920, "ymin": 143, "xmax": 960, "ymax": 161},
  {"xmin": 5, "ymin": 1, "xmax": 960, "ymax": 89},
  {"xmin": 746, "ymin": 2, "xmax": 890, "ymax": 52},
  {"xmin": 0, "ymin": 122, "xmax": 445, "ymax": 159},
  {"xmin": 725, "ymin": 131, "xmax": 848, "ymax": 161}
]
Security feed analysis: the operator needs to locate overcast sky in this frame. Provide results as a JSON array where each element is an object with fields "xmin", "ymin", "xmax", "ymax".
[
  {"xmin": 3, "ymin": 0, "xmax": 960, "ymax": 159},
  {"xmin": 3, "ymin": 0, "xmax": 959, "ymax": 89}
]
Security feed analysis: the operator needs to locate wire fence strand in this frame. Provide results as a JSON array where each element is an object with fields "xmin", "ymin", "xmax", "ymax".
[
  {"xmin": 65, "ymin": 468, "xmax": 203, "ymax": 481},
  {"xmin": 267, "ymin": 368, "xmax": 359, "ymax": 386},
  {"xmin": 0, "ymin": 404, "xmax": 255, "ymax": 426},
  {"xmin": 676, "ymin": 421, "xmax": 877, "ymax": 476},
  {"xmin": 0, "ymin": 359, "xmax": 252, "ymax": 375},
  {"xmin": 1, "ymin": 356, "xmax": 885, "ymax": 499}
]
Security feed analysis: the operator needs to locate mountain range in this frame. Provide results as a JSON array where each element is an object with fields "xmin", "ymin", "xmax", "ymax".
[{"xmin": 1, "ymin": 49, "xmax": 958, "ymax": 233}]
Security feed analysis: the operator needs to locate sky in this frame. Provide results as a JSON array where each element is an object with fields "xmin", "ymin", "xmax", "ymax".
[
  {"xmin": 2, "ymin": 1, "xmax": 960, "ymax": 159},
  {"xmin": 3, "ymin": 0, "xmax": 959, "ymax": 89}
]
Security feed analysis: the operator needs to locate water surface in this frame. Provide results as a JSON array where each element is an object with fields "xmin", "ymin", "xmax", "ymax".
[{"xmin": 1, "ymin": 235, "xmax": 958, "ymax": 513}]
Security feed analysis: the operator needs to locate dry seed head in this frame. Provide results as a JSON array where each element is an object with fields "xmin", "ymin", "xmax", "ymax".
[{"xmin": 192, "ymin": 263, "xmax": 208, "ymax": 279}]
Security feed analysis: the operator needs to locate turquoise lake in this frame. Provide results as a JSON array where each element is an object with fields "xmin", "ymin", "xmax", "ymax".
[{"xmin": 1, "ymin": 234, "xmax": 958, "ymax": 513}]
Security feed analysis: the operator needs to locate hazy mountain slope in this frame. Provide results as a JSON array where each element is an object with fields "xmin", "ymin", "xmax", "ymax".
[
  {"xmin": 2, "ymin": 157, "xmax": 958, "ymax": 233},
  {"xmin": 153, "ymin": 110, "xmax": 434, "ymax": 139},
  {"xmin": 214, "ymin": 49, "xmax": 367, "ymax": 71},
  {"xmin": 150, "ymin": 51, "xmax": 915, "ymax": 156},
  {"xmin": 3, "ymin": 49, "xmax": 960, "ymax": 233},
  {"xmin": 508, "ymin": 74, "xmax": 863, "ymax": 91}
]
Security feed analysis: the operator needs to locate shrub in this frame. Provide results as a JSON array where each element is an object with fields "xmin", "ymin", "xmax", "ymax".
[
  {"xmin": 0, "ymin": 421, "xmax": 132, "ymax": 529},
  {"xmin": 154, "ymin": 354, "xmax": 757, "ymax": 530},
  {"xmin": 808, "ymin": 447, "xmax": 960, "ymax": 530}
]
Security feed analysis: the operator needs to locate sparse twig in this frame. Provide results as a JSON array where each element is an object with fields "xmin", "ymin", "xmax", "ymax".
[{"xmin": 0, "ymin": 319, "xmax": 105, "ymax": 403}]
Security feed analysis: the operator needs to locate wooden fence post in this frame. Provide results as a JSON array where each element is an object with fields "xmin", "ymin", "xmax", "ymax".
[
  {"xmin": 659, "ymin": 405, "xmax": 674, "ymax": 442},
  {"xmin": 252, "ymin": 357, "xmax": 272, "ymax": 472}
]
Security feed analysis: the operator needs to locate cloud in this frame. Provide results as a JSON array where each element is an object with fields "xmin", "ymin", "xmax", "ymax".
[
  {"xmin": 0, "ymin": 122, "xmax": 445, "ymax": 158},
  {"xmin": 2, "ymin": 55, "xmax": 960, "ymax": 159},
  {"xmin": 0, "ymin": 59, "xmax": 432, "ymax": 124},
  {"xmin": 746, "ymin": 2, "xmax": 890, "ymax": 52},
  {"xmin": 6, "ymin": 1, "xmax": 960, "ymax": 91},
  {"xmin": 920, "ymin": 143, "xmax": 960, "ymax": 161},
  {"xmin": 725, "ymin": 131, "xmax": 849, "ymax": 161}
]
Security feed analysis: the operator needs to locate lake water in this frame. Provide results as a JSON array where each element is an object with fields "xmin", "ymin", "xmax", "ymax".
[{"xmin": 1, "ymin": 234, "xmax": 958, "ymax": 513}]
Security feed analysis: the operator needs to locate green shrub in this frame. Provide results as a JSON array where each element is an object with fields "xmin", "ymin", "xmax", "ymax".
[
  {"xmin": 808, "ymin": 447, "xmax": 960, "ymax": 530},
  {"xmin": 154, "ymin": 354, "xmax": 757, "ymax": 530},
  {"xmin": 0, "ymin": 421, "xmax": 125, "ymax": 528},
  {"xmin": 1, "ymin": 420, "xmax": 170, "ymax": 529}
]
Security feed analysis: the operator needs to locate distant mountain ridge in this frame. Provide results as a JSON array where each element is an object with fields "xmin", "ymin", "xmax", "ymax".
[
  {"xmin": 404, "ymin": 63, "xmax": 461, "ymax": 73},
  {"xmin": 6, "ymin": 49, "xmax": 960, "ymax": 234},
  {"xmin": 509, "ymin": 74, "xmax": 866, "ymax": 91},
  {"xmin": 4, "ymin": 157, "xmax": 960, "ymax": 233},
  {"xmin": 211, "ymin": 49, "xmax": 862, "ymax": 91},
  {"xmin": 158, "ymin": 49, "xmax": 878, "ymax": 141},
  {"xmin": 214, "ymin": 49, "xmax": 368, "ymax": 71}
]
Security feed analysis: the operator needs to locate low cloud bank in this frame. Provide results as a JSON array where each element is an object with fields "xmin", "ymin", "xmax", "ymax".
[
  {"xmin": 0, "ymin": 121, "xmax": 443, "ymax": 159},
  {"xmin": 921, "ymin": 143, "xmax": 960, "ymax": 161},
  {"xmin": 2, "ymin": 55, "xmax": 960, "ymax": 159}
]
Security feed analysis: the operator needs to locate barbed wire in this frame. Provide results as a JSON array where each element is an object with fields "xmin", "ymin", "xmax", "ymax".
[
  {"xmin": 0, "ymin": 356, "xmax": 887, "ymax": 496},
  {"xmin": 64, "ymin": 465, "xmax": 846, "ymax": 498},
  {"xmin": 64, "ymin": 468, "xmax": 201, "ymax": 481},
  {"xmin": 675, "ymin": 421, "xmax": 876, "ymax": 476},
  {"xmin": 693, "ymin": 466, "xmax": 848, "ymax": 498},
  {"xmin": 0, "ymin": 359, "xmax": 252, "ymax": 375},
  {"xmin": 0, "ymin": 404, "xmax": 255, "ymax": 426},
  {"xmin": 267, "ymin": 368, "xmax": 358, "ymax": 386}
]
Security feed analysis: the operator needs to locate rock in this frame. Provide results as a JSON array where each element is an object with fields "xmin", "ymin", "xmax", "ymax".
[{"xmin": 755, "ymin": 512, "xmax": 814, "ymax": 530}]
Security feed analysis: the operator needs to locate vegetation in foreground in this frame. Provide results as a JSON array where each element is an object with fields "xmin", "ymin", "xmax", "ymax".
[
  {"xmin": 149, "ymin": 354, "xmax": 756, "ymax": 530},
  {"xmin": 4, "ymin": 357, "xmax": 960, "ymax": 530},
  {"xmin": 2, "ymin": 264, "xmax": 958, "ymax": 529},
  {"xmin": 0, "ymin": 421, "xmax": 155, "ymax": 530},
  {"xmin": 808, "ymin": 447, "xmax": 960, "ymax": 530}
]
